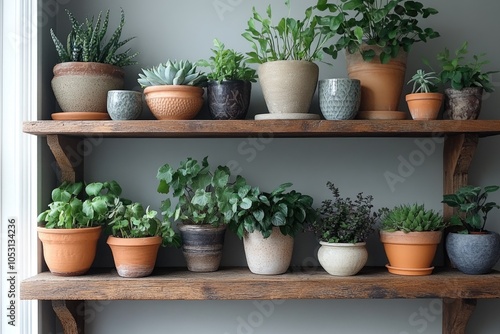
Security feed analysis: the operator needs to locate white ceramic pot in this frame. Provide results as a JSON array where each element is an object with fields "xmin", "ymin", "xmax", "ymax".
[
  {"xmin": 317, "ymin": 241, "xmax": 368, "ymax": 276},
  {"xmin": 243, "ymin": 227, "xmax": 294, "ymax": 275},
  {"xmin": 258, "ymin": 60, "xmax": 319, "ymax": 115}
]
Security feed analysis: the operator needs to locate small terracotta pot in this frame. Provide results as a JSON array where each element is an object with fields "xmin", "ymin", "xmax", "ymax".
[
  {"xmin": 380, "ymin": 230, "xmax": 442, "ymax": 276},
  {"xmin": 37, "ymin": 226, "xmax": 102, "ymax": 276},
  {"xmin": 51, "ymin": 62, "xmax": 124, "ymax": 113},
  {"xmin": 107, "ymin": 236, "xmax": 162, "ymax": 278},
  {"xmin": 406, "ymin": 93, "xmax": 444, "ymax": 120},
  {"xmin": 178, "ymin": 223, "xmax": 227, "ymax": 272},
  {"xmin": 144, "ymin": 85, "xmax": 204, "ymax": 120},
  {"xmin": 243, "ymin": 227, "xmax": 294, "ymax": 275}
]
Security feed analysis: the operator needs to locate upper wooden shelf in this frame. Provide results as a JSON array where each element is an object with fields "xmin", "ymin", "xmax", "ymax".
[
  {"xmin": 21, "ymin": 267, "xmax": 500, "ymax": 301},
  {"xmin": 23, "ymin": 120, "xmax": 500, "ymax": 138}
]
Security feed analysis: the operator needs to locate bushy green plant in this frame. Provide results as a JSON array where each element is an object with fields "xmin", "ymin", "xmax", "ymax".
[
  {"xmin": 138, "ymin": 59, "xmax": 207, "ymax": 87},
  {"xmin": 315, "ymin": 0, "xmax": 439, "ymax": 63},
  {"xmin": 407, "ymin": 69, "xmax": 439, "ymax": 93},
  {"xmin": 436, "ymin": 41, "xmax": 497, "ymax": 93},
  {"xmin": 229, "ymin": 182, "xmax": 317, "ymax": 239},
  {"xmin": 157, "ymin": 157, "xmax": 252, "ymax": 227},
  {"xmin": 242, "ymin": 0, "xmax": 334, "ymax": 63},
  {"xmin": 442, "ymin": 185, "xmax": 500, "ymax": 233},
  {"xmin": 309, "ymin": 182, "xmax": 378, "ymax": 243},
  {"xmin": 38, "ymin": 180, "xmax": 124, "ymax": 229},
  {"xmin": 197, "ymin": 39, "xmax": 257, "ymax": 83},
  {"xmin": 380, "ymin": 203, "xmax": 445, "ymax": 233},
  {"xmin": 50, "ymin": 9, "xmax": 138, "ymax": 67},
  {"xmin": 107, "ymin": 201, "xmax": 181, "ymax": 247}
]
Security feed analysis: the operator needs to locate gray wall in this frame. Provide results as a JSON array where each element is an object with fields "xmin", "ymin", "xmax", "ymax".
[{"xmin": 42, "ymin": 0, "xmax": 500, "ymax": 333}]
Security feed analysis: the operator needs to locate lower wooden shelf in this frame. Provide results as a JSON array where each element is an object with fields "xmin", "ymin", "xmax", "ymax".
[{"xmin": 21, "ymin": 267, "xmax": 500, "ymax": 334}]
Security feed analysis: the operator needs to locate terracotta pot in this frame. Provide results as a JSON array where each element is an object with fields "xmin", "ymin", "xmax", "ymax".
[
  {"xmin": 317, "ymin": 241, "xmax": 368, "ymax": 276},
  {"xmin": 258, "ymin": 60, "xmax": 319, "ymax": 115},
  {"xmin": 446, "ymin": 231, "xmax": 500, "ymax": 275},
  {"xmin": 144, "ymin": 85, "xmax": 204, "ymax": 120},
  {"xmin": 406, "ymin": 93, "xmax": 444, "ymax": 120},
  {"xmin": 51, "ymin": 62, "xmax": 124, "ymax": 113},
  {"xmin": 207, "ymin": 80, "xmax": 252, "ymax": 120},
  {"xmin": 107, "ymin": 236, "xmax": 162, "ymax": 278},
  {"xmin": 346, "ymin": 45, "xmax": 407, "ymax": 116},
  {"xmin": 445, "ymin": 87, "xmax": 483, "ymax": 120},
  {"xmin": 380, "ymin": 230, "xmax": 442, "ymax": 276},
  {"xmin": 178, "ymin": 223, "xmax": 227, "ymax": 272},
  {"xmin": 37, "ymin": 226, "xmax": 102, "ymax": 276},
  {"xmin": 243, "ymin": 227, "xmax": 294, "ymax": 275}
]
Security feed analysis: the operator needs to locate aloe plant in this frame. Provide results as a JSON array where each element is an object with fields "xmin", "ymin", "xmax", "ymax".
[
  {"xmin": 407, "ymin": 69, "xmax": 439, "ymax": 93},
  {"xmin": 138, "ymin": 60, "xmax": 208, "ymax": 87},
  {"xmin": 50, "ymin": 9, "xmax": 138, "ymax": 67}
]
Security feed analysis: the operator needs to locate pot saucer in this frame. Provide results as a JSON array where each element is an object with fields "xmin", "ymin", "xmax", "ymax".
[
  {"xmin": 51, "ymin": 112, "xmax": 110, "ymax": 120},
  {"xmin": 357, "ymin": 111, "xmax": 407, "ymax": 120},
  {"xmin": 385, "ymin": 264, "xmax": 434, "ymax": 276},
  {"xmin": 255, "ymin": 113, "xmax": 320, "ymax": 120}
]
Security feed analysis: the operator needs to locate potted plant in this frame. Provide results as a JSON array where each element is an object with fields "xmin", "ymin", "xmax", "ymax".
[
  {"xmin": 243, "ymin": 1, "xmax": 334, "ymax": 119},
  {"xmin": 315, "ymin": 0, "xmax": 439, "ymax": 119},
  {"xmin": 442, "ymin": 185, "xmax": 500, "ymax": 274},
  {"xmin": 436, "ymin": 41, "xmax": 497, "ymax": 120},
  {"xmin": 138, "ymin": 59, "xmax": 207, "ymax": 120},
  {"xmin": 228, "ymin": 182, "xmax": 317, "ymax": 275},
  {"xmin": 50, "ymin": 9, "xmax": 138, "ymax": 120},
  {"xmin": 309, "ymin": 182, "xmax": 379, "ymax": 276},
  {"xmin": 37, "ymin": 180, "xmax": 123, "ymax": 276},
  {"xmin": 197, "ymin": 39, "xmax": 257, "ymax": 120},
  {"xmin": 156, "ymin": 157, "xmax": 240, "ymax": 272},
  {"xmin": 405, "ymin": 69, "xmax": 443, "ymax": 120},
  {"xmin": 106, "ymin": 201, "xmax": 181, "ymax": 278},
  {"xmin": 379, "ymin": 203, "xmax": 445, "ymax": 276}
]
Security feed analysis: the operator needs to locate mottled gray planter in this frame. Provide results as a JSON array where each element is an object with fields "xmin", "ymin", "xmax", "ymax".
[
  {"xmin": 446, "ymin": 231, "xmax": 500, "ymax": 274},
  {"xmin": 207, "ymin": 80, "xmax": 251, "ymax": 120},
  {"xmin": 318, "ymin": 79, "xmax": 361, "ymax": 120},
  {"xmin": 445, "ymin": 87, "xmax": 483, "ymax": 120},
  {"xmin": 178, "ymin": 223, "xmax": 226, "ymax": 272},
  {"xmin": 107, "ymin": 90, "xmax": 143, "ymax": 120}
]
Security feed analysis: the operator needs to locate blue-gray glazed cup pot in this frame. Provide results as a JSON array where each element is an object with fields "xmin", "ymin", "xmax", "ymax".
[
  {"xmin": 107, "ymin": 90, "xmax": 143, "ymax": 120},
  {"xmin": 318, "ymin": 79, "xmax": 361, "ymax": 120}
]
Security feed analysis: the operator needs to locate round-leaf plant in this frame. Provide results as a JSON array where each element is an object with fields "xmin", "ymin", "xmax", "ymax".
[{"xmin": 310, "ymin": 182, "xmax": 379, "ymax": 244}]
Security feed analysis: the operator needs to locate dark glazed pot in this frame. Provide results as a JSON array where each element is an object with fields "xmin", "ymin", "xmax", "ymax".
[
  {"xmin": 445, "ymin": 87, "xmax": 483, "ymax": 120},
  {"xmin": 446, "ymin": 231, "xmax": 500, "ymax": 275},
  {"xmin": 178, "ymin": 223, "xmax": 227, "ymax": 272},
  {"xmin": 207, "ymin": 80, "xmax": 252, "ymax": 120}
]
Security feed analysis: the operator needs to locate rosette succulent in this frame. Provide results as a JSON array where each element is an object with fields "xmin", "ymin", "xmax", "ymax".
[{"xmin": 137, "ymin": 59, "xmax": 207, "ymax": 87}]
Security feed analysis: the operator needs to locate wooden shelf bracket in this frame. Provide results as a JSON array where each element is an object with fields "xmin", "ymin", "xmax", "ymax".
[{"xmin": 47, "ymin": 134, "xmax": 84, "ymax": 182}]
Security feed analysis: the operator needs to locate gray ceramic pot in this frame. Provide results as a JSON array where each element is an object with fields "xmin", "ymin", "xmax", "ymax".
[
  {"xmin": 107, "ymin": 90, "xmax": 143, "ymax": 120},
  {"xmin": 446, "ymin": 231, "xmax": 500, "ymax": 274},
  {"xmin": 318, "ymin": 78, "xmax": 361, "ymax": 120}
]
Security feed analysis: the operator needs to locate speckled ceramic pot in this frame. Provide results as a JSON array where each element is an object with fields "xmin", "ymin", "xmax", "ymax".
[
  {"xmin": 445, "ymin": 87, "xmax": 483, "ymax": 120},
  {"xmin": 318, "ymin": 78, "xmax": 361, "ymax": 120},
  {"xmin": 243, "ymin": 227, "xmax": 294, "ymax": 275},
  {"xmin": 51, "ymin": 62, "xmax": 124, "ymax": 113},
  {"xmin": 446, "ymin": 231, "xmax": 500, "ymax": 275},
  {"xmin": 258, "ymin": 60, "xmax": 319, "ymax": 114},
  {"xmin": 207, "ymin": 80, "xmax": 252, "ymax": 120},
  {"xmin": 107, "ymin": 90, "xmax": 143, "ymax": 120},
  {"xmin": 317, "ymin": 241, "xmax": 367, "ymax": 276}
]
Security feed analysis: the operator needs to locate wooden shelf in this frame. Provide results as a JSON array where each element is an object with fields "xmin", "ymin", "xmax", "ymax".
[
  {"xmin": 23, "ymin": 119, "xmax": 500, "ymax": 138},
  {"xmin": 20, "ymin": 267, "xmax": 500, "ymax": 301}
]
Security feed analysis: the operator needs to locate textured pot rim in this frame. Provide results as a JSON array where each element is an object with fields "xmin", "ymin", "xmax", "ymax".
[
  {"xmin": 405, "ymin": 92, "xmax": 444, "ymax": 101},
  {"xmin": 319, "ymin": 241, "xmax": 366, "ymax": 247},
  {"xmin": 53, "ymin": 62, "xmax": 124, "ymax": 77},
  {"xmin": 37, "ymin": 226, "xmax": 102, "ymax": 234},
  {"xmin": 207, "ymin": 79, "xmax": 252, "ymax": 85},
  {"xmin": 447, "ymin": 230, "xmax": 499, "ymax": 237},
  {"xmin": 445, "ymin": 87, "xmax": 484, "ymax": 95},
  {"xmin": 177, "ymin": 223, "xmax": 227, "ymax": 232},
  {"xmin": 143, "ymin": 85, "xmax": 204, "ymax": 94},
  {"xmin": 106, "ymin": 235, "xmax": 162, "ymax": 246},
  {"xmin": 318, "ymin": 78, "xmax": 360, "ymax": 83},
  {"xmin": 380, "ymin": 230, "xmax": 443, "ymax": 244},
  {"xmin": 259, "ymin": 59, "xmax": 319, "ymax": 68},
  {"xmin": 108, "ymin": 90, "xmax": 143, "ymax": 95}
]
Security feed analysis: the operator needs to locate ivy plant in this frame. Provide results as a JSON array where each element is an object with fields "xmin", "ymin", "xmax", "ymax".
[
  {"xmin": 50, "ymin": 8, "xmax": 138, "ymax": 67},
  {"xmin": 309, "ymin": 182, "xmax": 378, "ymax": 243},
  {"xmin": 242, "ymin": 0, "xmax": 334, "ymax": 63},
  {"xmin": 197, "ymin": 39, "xmax": 257, "ymax": 83},
  {"xmin": 315, "ymin": 0, "xmax": 440, "ymax": 63}
]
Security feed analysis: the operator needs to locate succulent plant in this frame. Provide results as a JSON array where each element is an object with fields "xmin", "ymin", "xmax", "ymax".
[
  {"xmin": 50, "ymin": 8, "xmax": 138, "ymax": 67},
  {"xmin": 138, "ymin": 60, "xmax": 208, "ymax": 88},
  {"xmin": 380, "ymin": 203, "xmax": 445, "ymax": 233},
  {"xmin": 407, "ymin": 69, "xmax": 440, "ymax": 94}
]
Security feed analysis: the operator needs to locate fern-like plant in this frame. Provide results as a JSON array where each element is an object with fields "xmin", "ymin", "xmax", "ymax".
[{"xmin": 50, "ymin": 8, "xmax": 138, "ymax": 67}]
